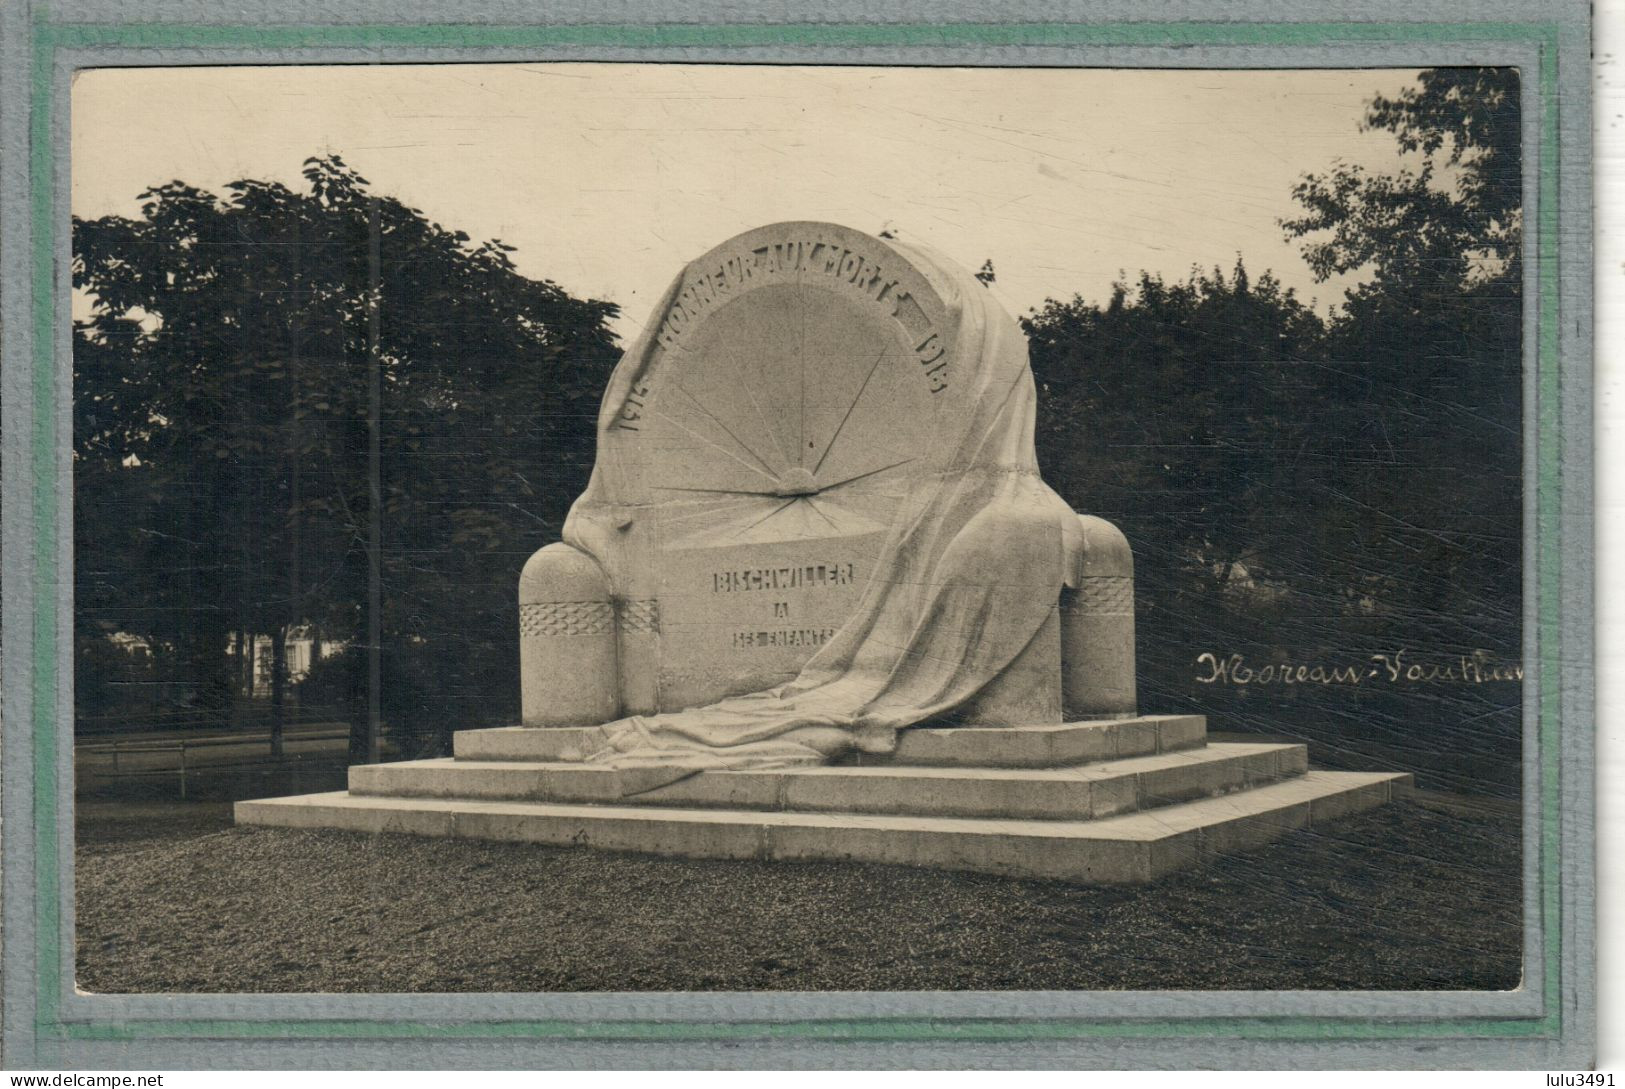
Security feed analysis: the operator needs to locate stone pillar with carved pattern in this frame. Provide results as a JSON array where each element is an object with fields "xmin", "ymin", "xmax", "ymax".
[
  {"xmin": 614, "ymin": 597, "xmax": 661, "ymax": 716},
  {"xmin": 518, "ymin": 543, "xmax": 620, "ymax": 727},
  {"xmin": 1060, "ymin": 514, "xmax": 1138, "ymax": 720}
]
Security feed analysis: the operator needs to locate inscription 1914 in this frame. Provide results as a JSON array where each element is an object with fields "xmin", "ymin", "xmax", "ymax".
[{"xmin": 615, "ymin": 381, "xmax": 650, "ymax": 431}]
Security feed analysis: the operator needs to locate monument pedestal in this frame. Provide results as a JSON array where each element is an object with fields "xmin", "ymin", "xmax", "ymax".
[{"xmin": 236, "ymin": 715, "xmax": 1411, "ymax": 885}]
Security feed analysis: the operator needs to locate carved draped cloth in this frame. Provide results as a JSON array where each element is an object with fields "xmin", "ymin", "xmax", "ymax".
[{"xmin": 560, "ymin": 238, "xmax": 1079, "ymax": 773}]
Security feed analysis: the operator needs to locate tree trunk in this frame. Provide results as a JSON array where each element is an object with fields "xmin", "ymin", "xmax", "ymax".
[
  {"xmin": 230, "ymin": 628, "xmax": 244, "ymax": 697},
  {"xmin": 269, "ymin": 625, "xmax": 288, "ymax": 758},
  {"xmin": 229, "ymin": 628, "xmax": 247, "ymax": 727},
  {"xmin": 365, "ymin": 196, "xmax": 384, "ymax": 765},
  {"xmin": 246, "ymin": 632, "xmax": 258, "ymax": 699},
  {"xmin": 438, "ymin": 699, "xmax": 453, "ymax": 758}
]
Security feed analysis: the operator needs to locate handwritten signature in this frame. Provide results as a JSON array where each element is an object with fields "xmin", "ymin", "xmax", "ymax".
[{"xmin": 1194, "ymin": 649, "xmax": 1523, "ymax": 686}]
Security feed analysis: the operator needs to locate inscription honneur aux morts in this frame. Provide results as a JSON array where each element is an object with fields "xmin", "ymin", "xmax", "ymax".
[{"xmin": 638, "ymin": 233, "xmax": 950, "ymax": 402}]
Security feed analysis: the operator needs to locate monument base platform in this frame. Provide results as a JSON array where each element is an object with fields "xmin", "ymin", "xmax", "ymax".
[{"xmin": 235, "ymin": 715, "xmax": 1412, "ymax": 885}]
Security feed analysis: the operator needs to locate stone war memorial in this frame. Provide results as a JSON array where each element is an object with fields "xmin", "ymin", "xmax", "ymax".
[{"xmin": 238, "ymin": 222, "xmax": 1410, "ymax": 883}]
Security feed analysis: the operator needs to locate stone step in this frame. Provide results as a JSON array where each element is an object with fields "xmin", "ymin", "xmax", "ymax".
[
  {"xmin": 349, "ymin": 741, "xmax": 1303, "ymax": 821},
  {"xmin": 451, "ymin": 714, "xmax": 1207, "ymax": 768},
  {"xmin": 454, "ymin": 726, "xmax": 605, "ymax": 762},
  {"xmin": 235, "ymin": 770, "xmax": 1412, "ymax": 885},
  {"xmin": 853, "ymin": 714, "xmax": 1206, "ymax": 767}
]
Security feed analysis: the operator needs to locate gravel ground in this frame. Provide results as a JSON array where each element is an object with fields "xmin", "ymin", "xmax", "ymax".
[{"xmin": 75, "ymin": 795, "xmax": 1521, "ymax": 993}]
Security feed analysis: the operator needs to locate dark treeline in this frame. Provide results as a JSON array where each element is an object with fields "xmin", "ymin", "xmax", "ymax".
[
  {"xmin": 1025, "ymin": 68, "xmax": 1522, "ymax": 790},
  {"xmin": 74, "ymin": 156, "xmax": 621, "ymax": 757},
  {"xmin": 74, "ymin": 69, "xmax": 1523, "ymax": 790}
]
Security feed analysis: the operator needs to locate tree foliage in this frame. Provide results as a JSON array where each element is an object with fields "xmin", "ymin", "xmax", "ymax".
[
  {"xmin": 1025, "ymin": 69, "xmax": 1522, "ymax": 788},
  {"xmin": 1282, "ymin": 66, "xmax": 1523, "ymax": 650},
  {"xmin": 1023, "ymin": 262, "xmax": 1337, "ymax": 704},
  {"xmin": 1282, "ymin": 68, "xmax": 1521, "ymax": 293},
  {"xmin": 74, "ymin": 156, "xmax": 621, "ymax": 752}
]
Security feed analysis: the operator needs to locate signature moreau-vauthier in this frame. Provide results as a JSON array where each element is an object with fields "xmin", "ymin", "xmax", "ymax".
[{"xmin": 1195, "ymin": 648, "xmax": 1524, "ymax": 687}]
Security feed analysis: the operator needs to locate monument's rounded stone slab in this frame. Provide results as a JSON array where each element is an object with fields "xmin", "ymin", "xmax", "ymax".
[{"xmin": 593, "ymin": 222, "xmax": 970, "ymax": 711}]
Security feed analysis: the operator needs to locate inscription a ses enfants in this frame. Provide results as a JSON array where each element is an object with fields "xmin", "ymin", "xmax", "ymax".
[
  {"xmin": 712, "ymin": 562, "xmax": 856, "ymax": 652},
  {"xmin": 731, "ymin": 628, "xmax": 837, "ymax": 650}
]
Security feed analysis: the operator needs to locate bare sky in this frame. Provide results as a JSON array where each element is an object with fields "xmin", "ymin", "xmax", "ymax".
[{"xmin": 72, "ymin": 63, "xmax": 1421, "ymax": 339}]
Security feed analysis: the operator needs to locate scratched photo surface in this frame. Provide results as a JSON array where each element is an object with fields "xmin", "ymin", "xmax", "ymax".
[{"xmin": 70, "ymin": 64, "xmax": 1525, "ymax": 993}]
